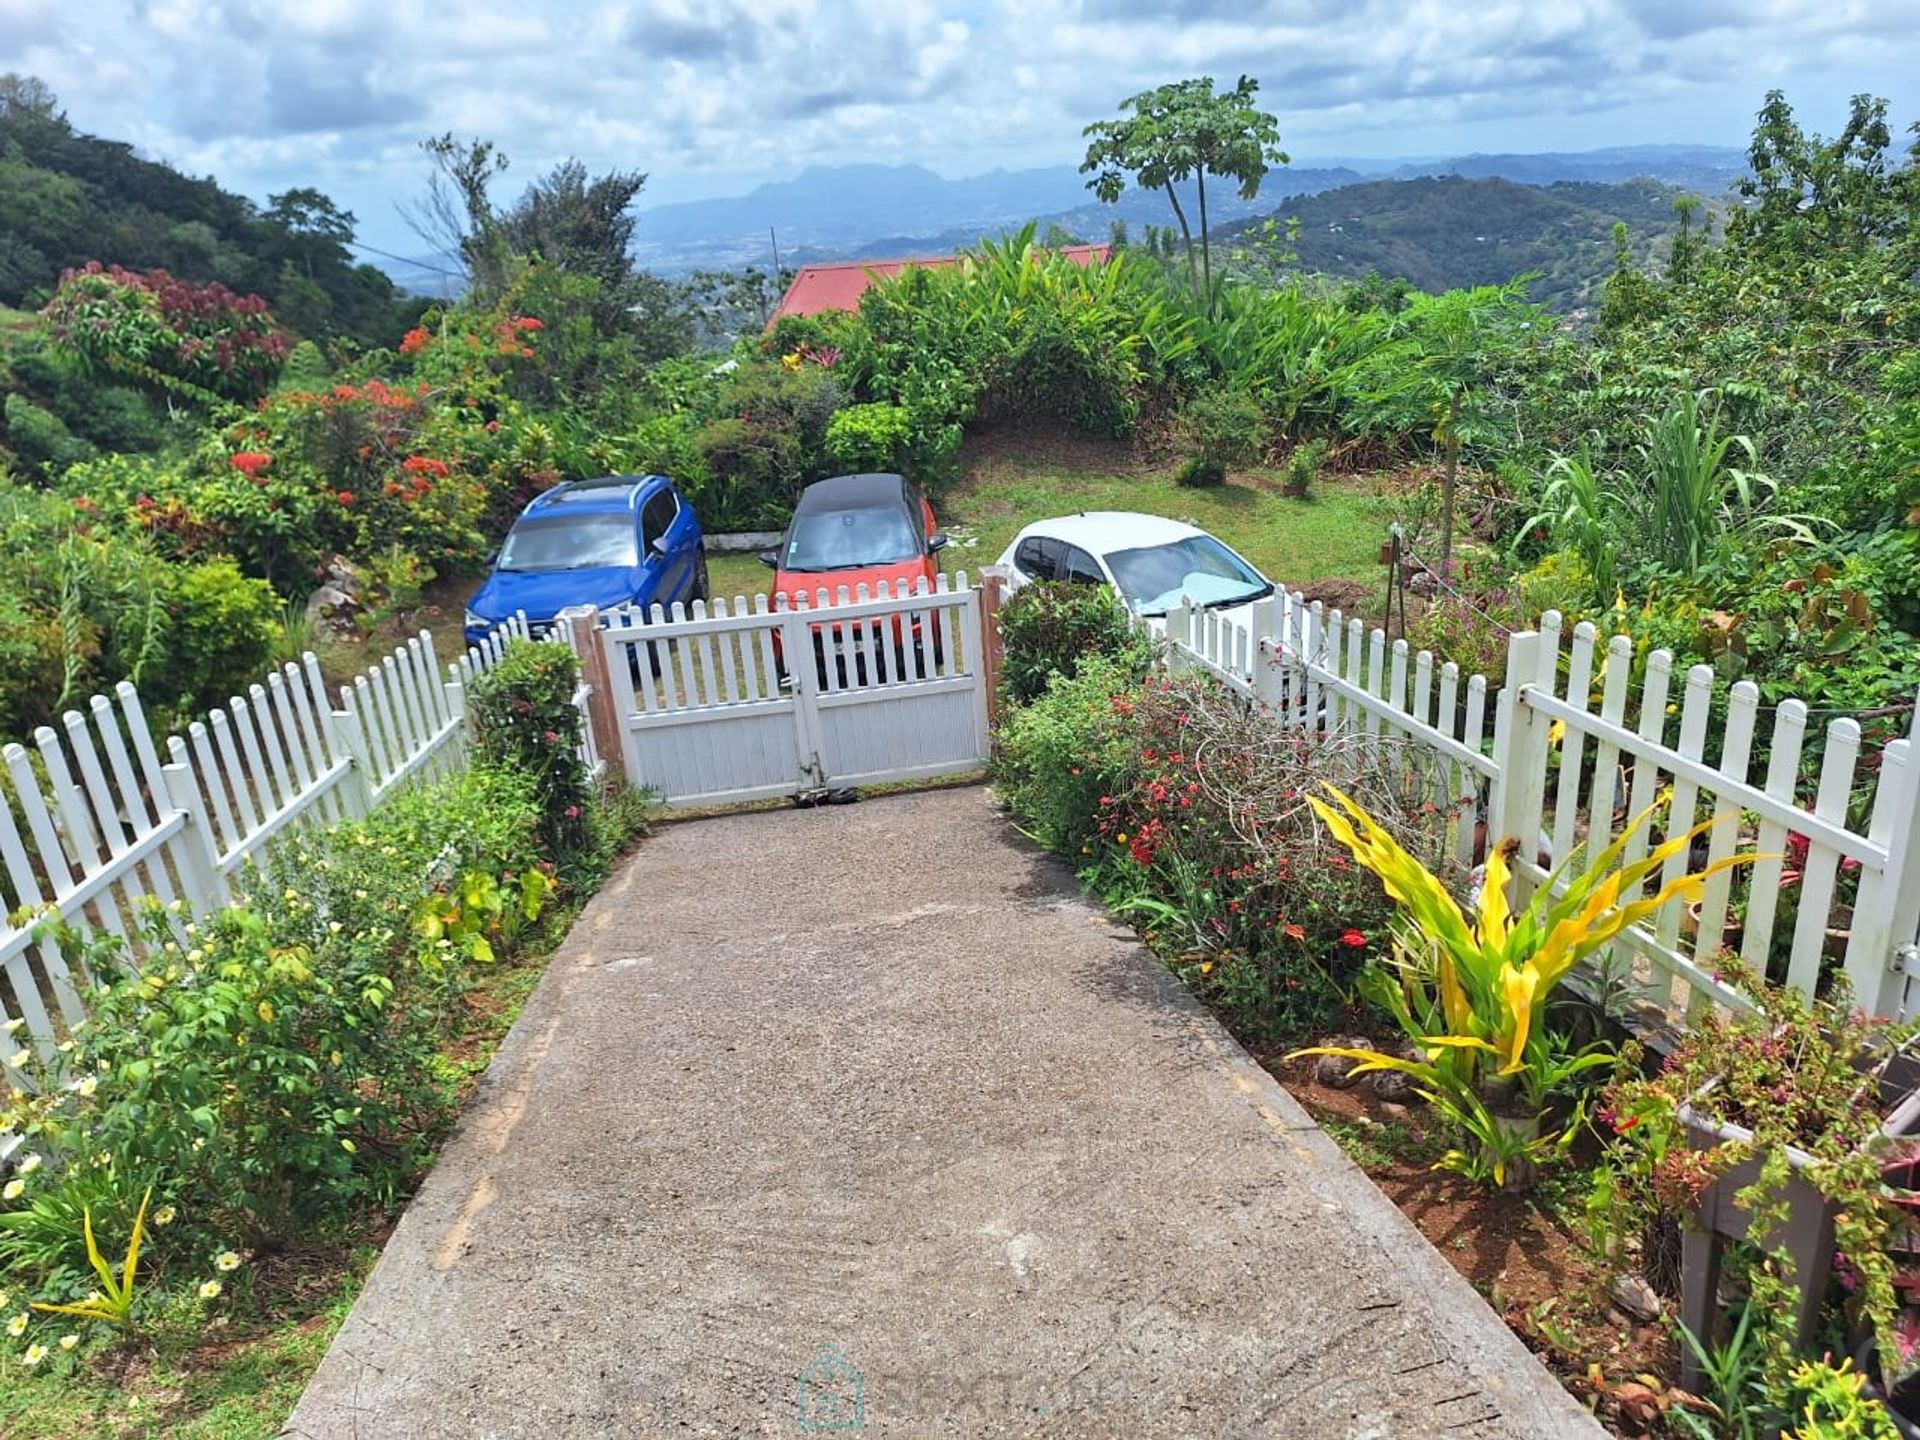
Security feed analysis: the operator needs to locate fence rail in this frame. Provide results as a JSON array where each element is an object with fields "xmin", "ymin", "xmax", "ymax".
[
  {"xmin": 0, "ymin": 612, "xmax": 585, "ymax": 1086},
  {"xmin": 1163, "ymin": 587, "xmax": 1920, "ymax": 1025}
]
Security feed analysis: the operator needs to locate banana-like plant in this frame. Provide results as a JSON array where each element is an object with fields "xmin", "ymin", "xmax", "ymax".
[
  {"xmin": 1292, "ymin": 786, "xmax": 1756, "ymax": 1186},
  {"xmin": 30, "ymin": 1184, "xmax": 153, "ymax": 1328}
]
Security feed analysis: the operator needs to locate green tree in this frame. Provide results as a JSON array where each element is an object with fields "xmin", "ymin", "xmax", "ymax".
[
  {"xmin": 1365, "ymin": 282, "xmax": 1542, "ymax": 573},
  {"xmin": 1080, "ymin": 74, "xmax": 1287, "ymax": 305}
]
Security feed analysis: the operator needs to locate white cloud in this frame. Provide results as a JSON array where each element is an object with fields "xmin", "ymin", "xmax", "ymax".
[{"xmin": 9, "ymin": 0, "xmax": 1917, "ymax": 251}]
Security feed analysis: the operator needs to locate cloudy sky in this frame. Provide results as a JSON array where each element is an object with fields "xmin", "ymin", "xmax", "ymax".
[{"xmin": 4, "ymin": 0, "xmax": 1918, "ymax": 256}]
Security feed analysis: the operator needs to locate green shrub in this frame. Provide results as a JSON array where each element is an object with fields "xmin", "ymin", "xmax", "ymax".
[
  {"xmin": 1282, "ymin": 437, "xmax": 1329, "ymax": 499},
  {"xmin": 991, "ymin": 654, "xmax": 1139, "ymax": 852},
  {"xmin": 997, "ymin": 581, "xmax": 1155, "ymax": 707},
  {"xmin": 0, "ymin": 765, "xmax": 551, "ymax": 1269},
  {"xmin": 1174, "ymin": 454, "xmax": 1225, "ymax": 488},
  {"xmin": 825, "ymin": 402, "xmax": 911, "ymax": 473},
  {"xmin": 693, "ymin": 417, "xmax": 802, "ymax": 530},
  {"xmin": 1176, "ymin": 388, "xmax": 1266, "ymax": 482},
  {"xmin": 467, "ymin": 640, "xmax": 595, "ymax": 862},
  {"xmin": 160, "ymin": 558, "xmax": 278, "ymax": 710}
]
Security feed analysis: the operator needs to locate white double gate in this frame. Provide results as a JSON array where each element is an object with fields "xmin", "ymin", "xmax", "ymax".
[{"xmin": 600, "ymin": 574, "xmax": 990, "ymax": 807}]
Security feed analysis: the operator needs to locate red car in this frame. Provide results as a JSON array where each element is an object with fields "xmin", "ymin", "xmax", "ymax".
[{"xmin": 762, "ymin": 472, "xmax": 948, "ymax": 683}]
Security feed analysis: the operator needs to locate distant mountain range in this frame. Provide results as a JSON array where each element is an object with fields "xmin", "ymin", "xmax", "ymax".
[{"xmin": 624, "ymin": 144, "xmax": 1748, "ymax": 276}]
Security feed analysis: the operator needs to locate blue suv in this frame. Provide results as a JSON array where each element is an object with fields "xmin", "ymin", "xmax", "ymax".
[{"xmin": 463, "ymin": 475, "xmax": 707, "ymax": 646}]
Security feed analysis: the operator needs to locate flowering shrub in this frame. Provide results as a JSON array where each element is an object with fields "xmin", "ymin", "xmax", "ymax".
[
  {"xmin": 995, "ymin": 662, "xmax": 1433, "ymax": 1038},
  {"xmin": 0, "ymin": 767, "xmax": 549, "ymax": 1285},
  {"xmin": 40, "ymin": 263, "xmax": 288, "ymax": 403},
  {"xmin": 1595, "ymin": 981, "xmax": 1920, "ymax": 1392}
]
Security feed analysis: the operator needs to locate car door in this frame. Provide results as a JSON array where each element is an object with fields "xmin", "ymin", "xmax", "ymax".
[{"xmin": 639, "ymin": 486, "xmax": 693, "ymax": 607}]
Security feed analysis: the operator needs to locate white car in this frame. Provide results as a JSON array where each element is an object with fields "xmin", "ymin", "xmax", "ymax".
[{"xmin": 995, "ymin": 511, "xmax": 1276, "ymax": 632}]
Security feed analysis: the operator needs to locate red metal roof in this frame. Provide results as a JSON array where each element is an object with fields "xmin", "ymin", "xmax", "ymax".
[{"xmin": 770, "ymin": 244, "xmax": 1112, "ymax": 323}]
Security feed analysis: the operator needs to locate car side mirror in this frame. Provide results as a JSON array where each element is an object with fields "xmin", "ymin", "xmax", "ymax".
[
  {"xmin": 650, "ymin": 535, "xmax": 671, "ymax": 558},
  {"xmin": 927, "ymin": 532, "xmax": 950, "ymax": 554},
  {"xmin": 758, "ymin": 550, "xmax": 779, "ymax": 569}
]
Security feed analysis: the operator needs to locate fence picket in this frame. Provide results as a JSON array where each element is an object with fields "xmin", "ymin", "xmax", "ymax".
[{"xmin": 1785, "ymin": 720, "xmax": 1861, "ymax": 996}]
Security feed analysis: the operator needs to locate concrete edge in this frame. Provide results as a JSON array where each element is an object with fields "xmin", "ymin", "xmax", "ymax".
[{"xmin": 1080, "ymin": 900, "xmax": 1607, "ymax": 1438}]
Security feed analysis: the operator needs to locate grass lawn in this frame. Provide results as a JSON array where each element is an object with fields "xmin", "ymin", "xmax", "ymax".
[
  {"xmin": 333, "ymin": 432, "xmax": 1409, "ymax": 666},
  {"xmin": 705, "ymin": 439, "xmax": 1403, "ymax": 608}
]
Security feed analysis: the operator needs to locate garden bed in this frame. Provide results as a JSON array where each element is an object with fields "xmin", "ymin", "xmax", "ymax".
[{"xmin": 1267, "ymin": 1052, "xmax": 1679, "ymax": 1431}]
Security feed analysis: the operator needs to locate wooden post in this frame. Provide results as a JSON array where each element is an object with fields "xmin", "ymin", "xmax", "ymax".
[
  {"xmin": 978, "ymin": 567, "xmax": 1008, "ymax": 727},
  {"xmin": 557, "ymin": 605, "xmax": 625, "ymax": 789},
  {"xmin": 1489, "ymin": 613, "xmax": 1561, "ymax": 903},
  {"xmin": 160, "ymin": 738, "xmax": 228, "ymax": 908}
]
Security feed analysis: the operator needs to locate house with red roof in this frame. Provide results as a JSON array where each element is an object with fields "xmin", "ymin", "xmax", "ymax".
[{"xmin": 769, "ymin": 244, "xmax": 1111, "ymax": 324}]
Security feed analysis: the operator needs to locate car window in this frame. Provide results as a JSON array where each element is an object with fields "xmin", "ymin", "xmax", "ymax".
[
  {"xmin": 497, "ymin": 515, "xmax": 637, "ymax": 572},
  {"xmin": 784, "ymin": 504, "xmax": 920, "ymax": 571},
  {"xmin": 1060, "ymin": 544, "xmax": 1105, "ymax": 585},
  {"xmin": 641, "ymin": 490, "xmax": 678, "ymax": 552},
  {"xmin": 1105, "ymin": 536, "xmax": 1271, "ymax": 616},
  {"xmin": 1013, "ymin": 536, "xmax": 1063, "ymax": 580}
]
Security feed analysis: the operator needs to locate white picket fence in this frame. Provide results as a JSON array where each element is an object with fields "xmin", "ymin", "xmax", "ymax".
[
  {"xmin": 0, "ymin": 613, "xmax": 581, "ymax": 1084},
  {"xmin": 600, "ymin": 575, "xmax": 989, "ymax": 807},
  {"xmin": 1164, "ymin": 589, "xmax": 1920, "ymax": 1024}
]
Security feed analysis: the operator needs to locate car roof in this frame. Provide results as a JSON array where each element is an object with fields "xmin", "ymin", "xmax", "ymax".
[
  {"xmin": 1013, "ymin": 511, "xmax": 1209, "ymax": 554},
  {"xmin": 793, "ymin": 472, "xmax": 912, "ymax": 513},
  {"xmin": 524, "ymin": 475, "xmax": 664, "ymax": 517}
]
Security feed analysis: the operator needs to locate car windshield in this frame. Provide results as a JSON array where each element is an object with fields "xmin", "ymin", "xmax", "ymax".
[
  {"xmin": 783, "ymin": 505, "xmax": 919, "ymax": 572},
  {"xmin": 497, "ymin": 515, "xmax": 636, "ymax": 572},
  {"xmin": 1105, "ymin": 536, "xmax": 1271, "ymax": 617}
]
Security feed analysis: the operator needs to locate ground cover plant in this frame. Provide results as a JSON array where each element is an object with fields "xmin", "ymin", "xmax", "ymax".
[{"xmin": 0, "ymin": 640, "xmax": 651, "ymax": 1436}]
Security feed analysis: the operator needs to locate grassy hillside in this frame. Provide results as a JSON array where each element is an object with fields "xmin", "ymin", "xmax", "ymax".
[{"xmin": 1228, "ymin": 174, "xmax": 1700, "ymax": 310}]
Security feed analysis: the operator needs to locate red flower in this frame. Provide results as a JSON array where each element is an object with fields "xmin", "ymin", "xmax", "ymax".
[
  {"xmin": 1340, "ymin": 929, "xmax": 1367, "ymax": 948},
  {"xmin": 399, "ymin": 326, "xmax": 431, "ymax": 355},
  {"xmin": 336, "ymin": 490, "xmax": 355, "ymax": 506},
  {"xmin": 1282, "ymin": 923, "xmax": 1306, "ymax": 942},
  {"xmin": 402, "ymin": 456, "xmax": 451, "ymax": 478},
  {"xmin": 230, "ymin": 451, "xmax": 272, "ymax": 477}
]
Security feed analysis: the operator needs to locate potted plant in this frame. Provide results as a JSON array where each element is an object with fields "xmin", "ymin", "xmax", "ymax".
[
  {"xmin": 1292, "ymin": 786, "xmax": 1754, "ymax": 1189},
  {"xmin": 1600, "ymin": 982, "xmax": 1920, "ymax": 1394}
]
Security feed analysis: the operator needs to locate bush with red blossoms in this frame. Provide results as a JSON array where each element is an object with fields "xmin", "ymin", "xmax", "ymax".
[
  {"xmin": 41, "ymin": 261, "xmax": 290, "ymax": 402},
  {"xmin": 995, "ymin": 658, "xmax": 1453, "ymax": 1039}
]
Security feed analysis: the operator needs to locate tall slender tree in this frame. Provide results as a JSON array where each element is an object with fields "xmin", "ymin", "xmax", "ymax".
[{"xmin": 1080, "ymin": 75, "xmax": 1286, "ymax": 306}]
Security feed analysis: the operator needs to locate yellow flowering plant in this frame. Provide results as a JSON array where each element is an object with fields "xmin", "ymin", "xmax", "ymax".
[
  {"xmin": 29, "ymin": 1185, "xmax": 152, "ymax": 1329},
  {"xmin": 1292, "ymin": 784, "xmax": 1756, "ymax": 1186}
]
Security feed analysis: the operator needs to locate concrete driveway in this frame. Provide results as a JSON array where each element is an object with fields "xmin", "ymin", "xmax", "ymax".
[{"xmin": 283, "ymin": 785, "xmax": 1601, "ymax": 1440}]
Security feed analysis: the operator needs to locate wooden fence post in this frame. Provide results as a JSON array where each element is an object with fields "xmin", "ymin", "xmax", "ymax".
[
  {"xmin": 1488, "ymin": 615, "xmax": 1560, "ymax": 901},
  {"xmin": 558, "ymin": 604, "xmax": 625, "ymax": 789},
  {"xmin": 160, "ymin": 737, "xmax": 228, "ymax": 909},
  {"xmin": 978, "ymin": 567, "xmax": 1008, "ymax": 728},
  {"xmin": 1846, "ymin": 708, "xmax": 1920, "ymax": 1014},
  {"xmin": 330, "ymin": 695, "xmax": 378, "ymax": 818}
]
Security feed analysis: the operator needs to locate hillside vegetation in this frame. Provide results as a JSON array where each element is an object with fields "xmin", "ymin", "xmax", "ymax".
[
  {"xmin": 0, "ymin": 78, "xmax": 411, "ymax": 341},
  {"xmin": 1230, "ymin": 174, "xmax": 1699, "ymax": 310},
  {"xmin": 0, "ymin": 79, "xmax": 1911, "ymax": 744}
]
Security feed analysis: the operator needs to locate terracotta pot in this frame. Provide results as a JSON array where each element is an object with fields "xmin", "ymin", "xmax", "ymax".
[{"xmin": 1684, "ymin": 899, "xmax": 1744, "ymax": 956}]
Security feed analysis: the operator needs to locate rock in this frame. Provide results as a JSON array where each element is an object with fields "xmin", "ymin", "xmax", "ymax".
[
  {"xmin": 305, "ymin": 584, "xmax": 356, "ymax": 619},
  {"xmin": 1368, "ymin": 1068, "xmax": 1414, "ymax": 1102},
  {"xmin": 1608, "ymin": 1272, "xmax": 1662, "ymax": 1324},
  {"xmin": 1378, "ymin": 1102, "xmax": 1410, "ymax": 1123},
  {"xmin": 1312, "ymin": 1037, "xmax": 1374, "ymax": 1089}
]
